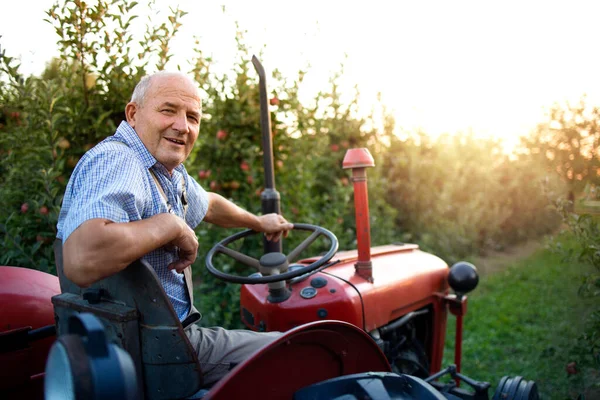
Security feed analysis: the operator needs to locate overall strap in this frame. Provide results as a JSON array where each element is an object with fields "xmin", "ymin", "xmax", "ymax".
[
  {"xmin": 111, "ymin": 140, "xmax": 187, "ymax": 218},
  {"xmin": 149, "ymin": 168, "xmax": 188, "ymax": 218}
]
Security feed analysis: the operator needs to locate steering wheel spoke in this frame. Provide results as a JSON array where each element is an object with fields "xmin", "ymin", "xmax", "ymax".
[
  {"xmin": 216, "ymin": 245, "xmax": 261, "ymax": 270},
  {"xmin": 286, "ymin": 230, "xmax": 322, "ymax": 263}
]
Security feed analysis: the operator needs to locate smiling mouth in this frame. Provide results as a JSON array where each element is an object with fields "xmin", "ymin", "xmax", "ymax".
[{"xmin": 165, "ymin": 138, "xmax": 185, "ymax": 145}]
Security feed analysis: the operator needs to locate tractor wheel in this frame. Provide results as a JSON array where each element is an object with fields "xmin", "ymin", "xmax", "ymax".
[{"xmin": 492, "ymin": 376, "xmax": 539, "ymax": 400}]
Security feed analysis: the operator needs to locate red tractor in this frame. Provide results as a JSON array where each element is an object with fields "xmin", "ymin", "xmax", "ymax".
[{"xmin": 0, "ymin": 58, "xmax": 539, "ymax": 400}]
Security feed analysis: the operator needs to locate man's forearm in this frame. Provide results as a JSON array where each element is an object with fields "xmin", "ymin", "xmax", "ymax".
[
  {"xmin": 63, "ymin": 213, "xmax": 184, "ymax": 287},
  {"xmin": 204, "ymin": 193, "xmax": 261, "ymax": 230}
]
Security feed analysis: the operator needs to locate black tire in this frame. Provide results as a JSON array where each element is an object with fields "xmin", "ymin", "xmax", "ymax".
[{"xmin": 493, "ymin": 376, "xmax": 539, "ymax": 400}]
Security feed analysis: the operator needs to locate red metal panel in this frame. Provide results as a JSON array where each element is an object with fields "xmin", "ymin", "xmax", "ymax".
[
  {"xmin": 324, "ymin": 249, "xmax": 449, "ymax": 331},
  {"xmin": 0, "ymin": 267, "xmax": 60, "ymax": 328},
  {"xmin": 240, "ymin": 272, "xmax": 364, "ymax": 332},
  {"xmin": 241, "ymin": 247, "xmax": 449, "ymax": 332},
  {"xmin": 240, "ymin": 246, "xmax": 449, "ymax": 336},
  {"xmin": 0, "ymin": 266, "xmax": 60, "ymax": 398}
]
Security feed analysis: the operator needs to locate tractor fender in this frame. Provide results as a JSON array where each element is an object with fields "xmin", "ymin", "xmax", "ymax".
[
  {"xmin": 205, "ymin": 320, "xmax": 391, "ymax": 400},
  {"xmin": 0, "ymin": 266, "xmax": 60, "ymax": 398}
]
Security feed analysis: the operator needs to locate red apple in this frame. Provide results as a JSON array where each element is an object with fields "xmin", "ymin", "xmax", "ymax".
[
  {"xmin": 20, "ymin": 203, "xmax": 29, "ymax": 213},
  {"xmin": 39, "ymin": 206, "xmax": 49, "ymax": 215},
  {"xmin": 270, "ymin": 97, "xmax": 279, "ymax": 106},
  {"xmin": 240, "ymin": 161, "xmax": 250, "ymax": 171},
  {"xmin": 216, "ymin": 130, "xmax": 227, "ymax": 140},
  {"xmin": 330, "ymin": 144, "xmax": 339, "ymax": 152}
]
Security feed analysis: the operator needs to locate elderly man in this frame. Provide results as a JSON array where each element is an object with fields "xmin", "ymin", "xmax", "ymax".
[{"xmin": 57, "ymin": 71, "xmax": 290, "ymax": 385}]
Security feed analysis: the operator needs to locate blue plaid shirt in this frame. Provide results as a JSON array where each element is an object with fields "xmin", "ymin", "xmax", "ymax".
[{"xmin": 57, "ymin": 121, "xmax": 209, "ymax": 320}]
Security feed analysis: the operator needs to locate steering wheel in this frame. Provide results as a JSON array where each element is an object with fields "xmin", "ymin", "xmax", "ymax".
[{"xmin": 205, "ymin": 223, "xmax": 338, "ymax": 284}]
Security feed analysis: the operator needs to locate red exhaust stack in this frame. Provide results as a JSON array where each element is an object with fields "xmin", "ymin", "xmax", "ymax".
[{"xmin": 343, "ymin": 148, "xmax": 375, "ymax": 282}]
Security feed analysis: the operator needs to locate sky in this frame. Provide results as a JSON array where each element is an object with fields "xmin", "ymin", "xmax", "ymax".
[{"xmin": 2, "ymin": 0, "xmax": 600, "ymax": 152}]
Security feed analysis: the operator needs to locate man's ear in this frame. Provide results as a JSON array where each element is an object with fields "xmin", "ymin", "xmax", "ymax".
[{"xmin": 125, "ymin": 102, "xmax": 138, "ymax": 127}]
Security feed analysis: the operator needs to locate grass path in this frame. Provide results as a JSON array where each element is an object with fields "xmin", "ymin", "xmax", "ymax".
[{"xmin": 444, "ymin": 235, "xmax": 597, "ymax": 399}]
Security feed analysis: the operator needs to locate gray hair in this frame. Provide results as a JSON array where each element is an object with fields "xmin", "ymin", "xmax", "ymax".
[
  {"xmin": 130, "ymin": 71, "xmax": 200, "ymax": 106},
  {"xmin": 130, "ymin": 74, "xmax": 154, "ymax": 105}
]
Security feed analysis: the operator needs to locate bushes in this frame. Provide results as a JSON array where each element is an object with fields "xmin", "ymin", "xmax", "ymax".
[
  {"xmin": 0, "ymin": 0, "xmax": 184, "ymax": 271},
  {"xmin": 381, "ymin": 132, "xmax": 564, "ymax": 263},
  {"xmin": 0, "ymin": 60, "xmax": 70, "ymax": 273},
  {"xmin": 554, "ymin": 211, "xmax": 600, "ymax": 395}
]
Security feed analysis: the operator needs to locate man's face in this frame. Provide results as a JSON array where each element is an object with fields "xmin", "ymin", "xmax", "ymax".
[{"xmin": 126, "ymin": 74, "xmax": 202, "ymax": 173}]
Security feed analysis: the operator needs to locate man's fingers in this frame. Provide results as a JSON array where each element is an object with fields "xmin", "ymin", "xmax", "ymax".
[
  {"xmin": 265, "ymin": 231, "xmax": 283, "ymax": 242},
  {"xmin": 260, "ymin": 214, "xmax": 293, "ymax": 242},
  {"xmin": 168, "ymin": 260, "xmax": 190, "ymax": 273}
]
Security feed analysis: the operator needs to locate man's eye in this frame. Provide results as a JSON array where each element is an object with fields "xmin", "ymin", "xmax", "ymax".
[
  {"xmin": 188, "ymin": 115, "xmax": 199, "ymax": 123},
  {"xmin": 162, "ymin": 109, "xmax": 175, "ymax": 114}
]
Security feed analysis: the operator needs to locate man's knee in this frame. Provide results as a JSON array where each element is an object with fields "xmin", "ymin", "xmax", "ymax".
[{"xmin": 185, "ymin": 325, "xmax": 282, "ymax": 385}]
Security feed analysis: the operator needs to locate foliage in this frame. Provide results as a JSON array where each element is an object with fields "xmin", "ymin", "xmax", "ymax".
[
  {"xmin": 519, "ymin": 97, "xmax": 600, "ymax": 193},
  {"xmin": 0, "ymin": 0, "xmax": 185, "ymax": 271},
  {"xmin": 444, "ymin": 235, "xmax": 597, "ymax": 399},
  {"xmin": 380, "ymin": 132, "xmax": 563, "ymax": 264},
  {"xmin": 0, "ymin": 57, "xmax": 70, "ymax": 273},
  {"xmin": 552, "ymin": 207, "xmax": 600, "ymax": 397}
]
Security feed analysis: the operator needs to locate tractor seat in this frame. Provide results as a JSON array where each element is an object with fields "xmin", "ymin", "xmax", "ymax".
[{"xmin": 51, "ymin": 240, "xmax": 203, "ymax": 400}]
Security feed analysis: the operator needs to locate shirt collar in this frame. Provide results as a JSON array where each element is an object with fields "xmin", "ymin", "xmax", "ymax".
[{"xmin": 114, "ymin": 121, "xmax": 185, "ymax": 175}]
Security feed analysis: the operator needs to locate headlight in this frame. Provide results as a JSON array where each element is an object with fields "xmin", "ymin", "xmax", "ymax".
[{"xmin": 44, "ymin": 313, "xmax": 138, "ymax": 400}]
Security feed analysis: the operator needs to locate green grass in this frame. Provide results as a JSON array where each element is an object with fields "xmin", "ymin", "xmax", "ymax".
[{"xmin": 443, "ymin": 236, "xmax": 598, "ymax": 399}]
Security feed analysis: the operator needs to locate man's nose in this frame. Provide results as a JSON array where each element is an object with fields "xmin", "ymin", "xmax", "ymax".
[{"xmin": 172, "ymin": 112, "xmax": 190, "ymax": 133}]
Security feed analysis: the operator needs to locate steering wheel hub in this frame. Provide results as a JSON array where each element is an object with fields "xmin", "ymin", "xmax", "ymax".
[{"xmin": 259, "ymin": 252, "xmax": 288, "ymax": 270}]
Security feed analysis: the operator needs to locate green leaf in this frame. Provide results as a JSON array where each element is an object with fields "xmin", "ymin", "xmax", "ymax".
[{"xmin": 31, "ymin": 241, "xmax": 42, "ymax": 255}]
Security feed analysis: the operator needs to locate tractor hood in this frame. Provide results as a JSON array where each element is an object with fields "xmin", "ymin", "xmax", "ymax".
[{"xmin": 302, "ymin": 244, "xmax": 449, "ymax": 332}]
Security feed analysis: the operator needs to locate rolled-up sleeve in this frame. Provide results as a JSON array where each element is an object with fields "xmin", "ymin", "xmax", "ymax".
[{"xmin": 58, "ymin": 148, "xmax": 148, "ymax": 242}]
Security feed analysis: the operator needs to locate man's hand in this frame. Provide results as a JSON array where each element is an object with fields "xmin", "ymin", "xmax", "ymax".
[
  {"xmin": 167, "ymin": 218, "xmax": 199, "ymax": 273},
  {"xmin": 257, "ymin": 213, "xmax": 294, "ymax": 242}
]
